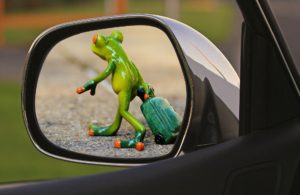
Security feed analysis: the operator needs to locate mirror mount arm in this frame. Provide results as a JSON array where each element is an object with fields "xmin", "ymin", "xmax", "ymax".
[{"xmin": 182, "ymin": 77, "xmax": 221, "ymax": 153}]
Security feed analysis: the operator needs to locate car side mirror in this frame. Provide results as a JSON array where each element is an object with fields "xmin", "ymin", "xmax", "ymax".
[{"xmin": 22, "ymin": 14, "xmax": 240, "ymax": 166}]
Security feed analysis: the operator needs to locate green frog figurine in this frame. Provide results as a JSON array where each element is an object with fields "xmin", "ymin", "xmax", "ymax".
[{"xmin": 76, "ymin": 31, "xmax": 154, "ymax": 151}]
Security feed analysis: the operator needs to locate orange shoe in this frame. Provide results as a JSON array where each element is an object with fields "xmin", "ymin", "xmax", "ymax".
[
  {"xmin": 88, "ymin": 128, "xmax": 94, "ymax": 136},
  {"xmin": 114, "ymin": 139, "xmax": 121, "ymax": 148},
  {"xmin": 135, "ymin": 142, "xmax": 144, "ymax": 151}
]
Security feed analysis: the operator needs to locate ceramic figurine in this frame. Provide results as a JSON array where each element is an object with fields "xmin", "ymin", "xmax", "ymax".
[
  {"xmin": 76, "ymin": 31, "xmax": 154, "ymax": 151},
  {"xmin": 76, "ymin": 31, "xmax": 181, "ymax": 151}
]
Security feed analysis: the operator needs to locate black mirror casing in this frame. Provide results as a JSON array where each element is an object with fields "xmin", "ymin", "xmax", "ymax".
[{"xmin": 22, "ymin": 14, "xmax": 240, "ymax": 166}]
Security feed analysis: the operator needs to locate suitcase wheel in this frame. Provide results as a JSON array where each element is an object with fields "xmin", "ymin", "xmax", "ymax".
[{"xmin": 155, "ymin": 134, "xmax": 166, "ymax": 145}]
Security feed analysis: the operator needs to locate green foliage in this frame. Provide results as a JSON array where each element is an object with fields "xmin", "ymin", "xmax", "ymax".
[
  {"xmin": 6, "ymin": 0, "xmax": 103, "ymax": 14},
  {"xmin": 128, "ymin": 0, "xmax": 164, "ymax": 15},
  {"xmin": 4, "ymin": 1, "xmax": 235, "ymax": 46},
  {"xmin": 4, "ymin": 28, "xmax": 43, "ymax": 46},
  {"xmin": 0, "ymin": 82, "xmax": 122, "ymax": 183},
  {"xmin": 128, "ymin": 0, "xmax": 235, "ymax": 44},
  {"xmin": 181, "ymin": 4, "xmax": 235, "ymax": 44}
]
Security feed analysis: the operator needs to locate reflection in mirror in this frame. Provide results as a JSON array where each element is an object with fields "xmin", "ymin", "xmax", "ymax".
[{"xmin": 36, "ymin": 25, "xmax": 186, "ymax": 158}]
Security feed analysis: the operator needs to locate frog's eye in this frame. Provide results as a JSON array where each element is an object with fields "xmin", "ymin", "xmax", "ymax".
[
  {"xmin": 111, "ymin": 31, "xmax": 123, "ymax": 43},
  {"xmin": 98, "ymin": 35, "xmax": 106, "ymax": 47},
  {"xmin": 92, "ymin": 34, "xmax": 98, "ymax": 44},
  {"xmin": 93, "ymin": 34, "xmax": 106, "ymax": 47}
]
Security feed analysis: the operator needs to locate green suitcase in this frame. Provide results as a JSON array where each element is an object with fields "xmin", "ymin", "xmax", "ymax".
[{"xmin": 141, "ymin": 97, "xmax": 181, "ymax": 144}]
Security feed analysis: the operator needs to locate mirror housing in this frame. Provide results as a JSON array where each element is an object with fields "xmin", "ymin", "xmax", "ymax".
[{"xmin": 22, "ymin": 14, "xmax": 239, "ymax": 166}]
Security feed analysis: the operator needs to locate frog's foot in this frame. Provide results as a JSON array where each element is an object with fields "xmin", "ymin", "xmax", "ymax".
[
  {"xmin": 114, "ymin": 139, "xmax": 144, "ymax": 151},
  {"xmin": 88, "ymin": 124, "xmax": 117, "ymax": 136}
]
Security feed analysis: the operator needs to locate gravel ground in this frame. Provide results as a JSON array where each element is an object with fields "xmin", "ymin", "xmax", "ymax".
[{"xmin": 35, "ymin": 26, "xmax": 186, "ymax": 158}]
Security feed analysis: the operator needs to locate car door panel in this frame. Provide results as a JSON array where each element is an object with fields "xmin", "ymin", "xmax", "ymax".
[{"xmin": 1, "ymin": 121, "xmax": 300, "ymax": 195}]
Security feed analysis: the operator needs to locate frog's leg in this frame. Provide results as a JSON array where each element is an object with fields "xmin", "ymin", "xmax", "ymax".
[
  {"xmin": 88, "ymin": 111, "xmax": 122, "ymax": 136},
  {"xmin": 114, "ymin": 90, "xmax": 146, "ymax": 149}
]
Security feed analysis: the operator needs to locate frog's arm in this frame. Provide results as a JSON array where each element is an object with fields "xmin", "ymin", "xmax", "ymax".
[
  {"xmin": 93, "ymin": 60, "xmax": 115, "ymax": 84},
  {"xmin": 76, "ymin": 60, "xmax": 115, "ymax": 95}
]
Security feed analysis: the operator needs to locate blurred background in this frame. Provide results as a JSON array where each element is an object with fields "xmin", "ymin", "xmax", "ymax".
[{"xmin": 0, "ymin": 0, "xmax": 298, "ymax": 184}]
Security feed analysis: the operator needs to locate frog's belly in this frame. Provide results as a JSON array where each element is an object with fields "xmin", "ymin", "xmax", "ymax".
[{"xmin": 111, "ymin": 73, "xmax": 138, "ymax": 94}]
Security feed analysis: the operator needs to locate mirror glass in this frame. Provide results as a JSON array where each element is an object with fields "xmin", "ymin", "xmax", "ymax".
[{"xmin": 35, "ymin": 25, "xmax": 186, "ymax": 159}]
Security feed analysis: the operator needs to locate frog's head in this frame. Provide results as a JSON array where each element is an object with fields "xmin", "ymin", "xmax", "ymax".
[
  {"xmin": 137, "ymin": 83, "xmax": 155, "ymax": 101},
  {"xmin": 91, "ymin": 31, "xmax": 123, "ymax": 61}
]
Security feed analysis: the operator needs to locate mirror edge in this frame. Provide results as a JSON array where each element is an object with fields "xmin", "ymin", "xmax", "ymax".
[{"xmin": 21, "ymin": 14, "xmax": 194, "ymax": 166}]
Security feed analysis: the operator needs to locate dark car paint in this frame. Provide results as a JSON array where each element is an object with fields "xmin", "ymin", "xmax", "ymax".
[{"xmin": 2, "ymin": 0, "xmax": 300, "ymax": 194}]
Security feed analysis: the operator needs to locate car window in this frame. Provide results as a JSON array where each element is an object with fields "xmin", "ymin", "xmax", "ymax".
[{"xmin": 268, "ymin": 0, "xmax": 300, "ymax": 76}]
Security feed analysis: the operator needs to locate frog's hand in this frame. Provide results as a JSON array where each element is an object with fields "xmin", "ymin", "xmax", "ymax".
[
  {"xmin": 76, "ymin": 87, "xmax": 85, "ymax": 94},
  {"xmin": 76, "ymin": 80, "xmax": 97, "ymax": 96}
]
